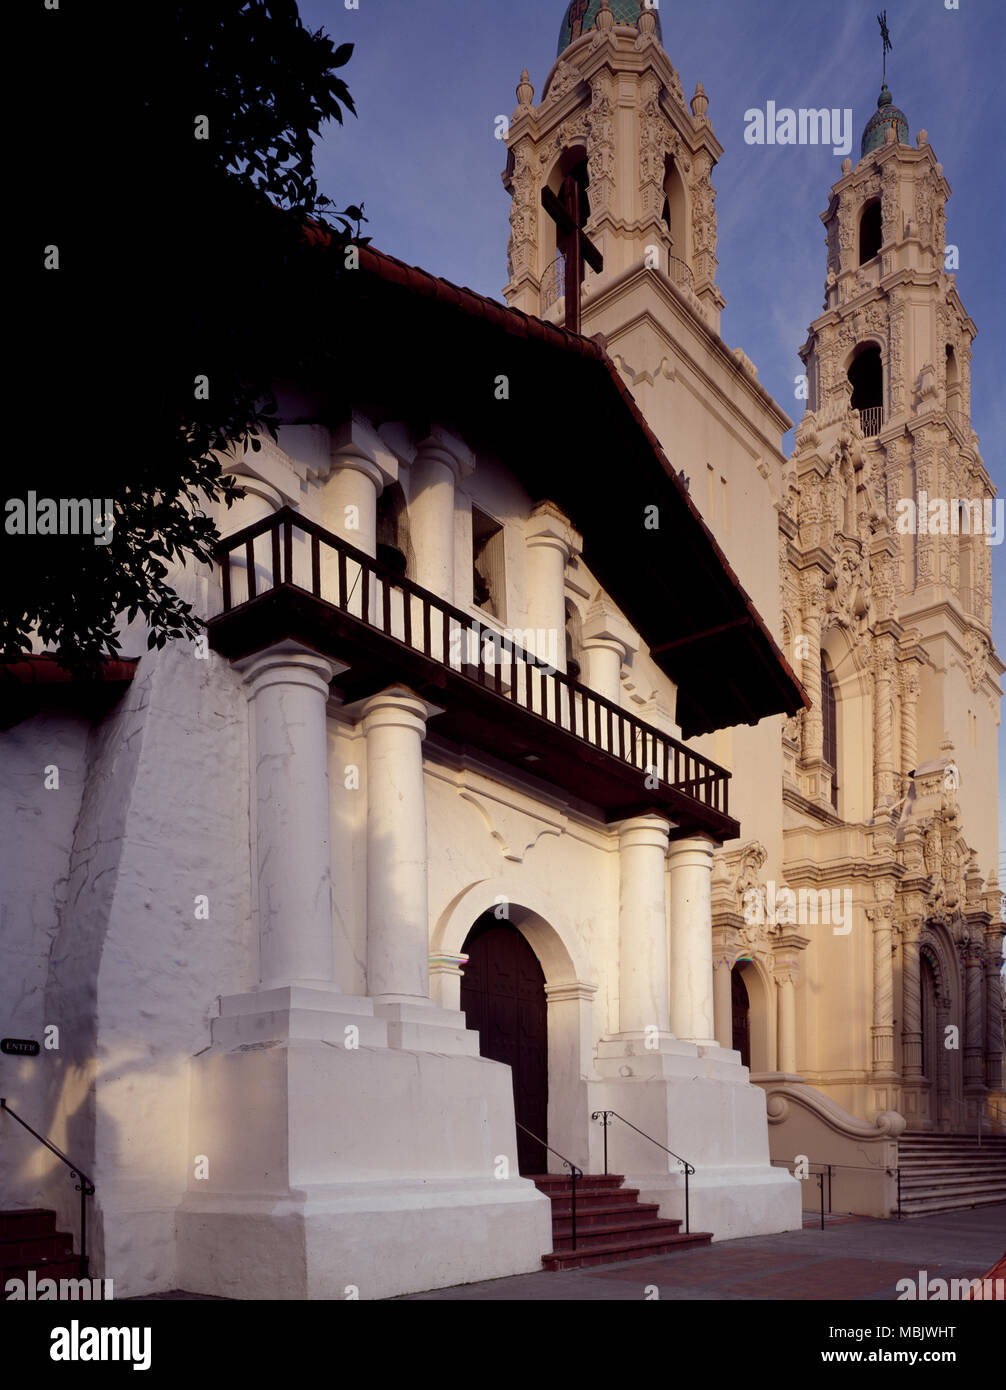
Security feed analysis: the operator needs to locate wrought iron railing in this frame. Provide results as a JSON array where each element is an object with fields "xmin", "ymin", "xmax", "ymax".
[
  {"xmin": 592, "ymin": 1109, "xmax": 694, "ymax": 1233},
  {"xmin": 214, "ymin": 508, "xmax": 731, "ymax": 818},
  {"xmin": 1, "ymin": 1098, "xmax": 95, "ymax": 1278},
  {"xmin": 857, "ymin": 406, "xmax": 883, "ymax": 437},
  {"xmin": 516, "ymin": 1123, "xmax": 583, "ymax": 1251},
  {"xmin": 770, "ymin": 1156, "xmax": 902, "ymax": 1224}
]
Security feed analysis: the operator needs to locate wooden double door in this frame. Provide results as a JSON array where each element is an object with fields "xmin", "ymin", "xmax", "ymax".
[{"xmin": 460, "ymin": 915, "xmax": 548, "ymax": 1175}]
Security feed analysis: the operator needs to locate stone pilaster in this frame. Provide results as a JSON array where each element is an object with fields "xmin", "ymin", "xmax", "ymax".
[
  {"xmin": 868, "ymin": 901, "xmax": 896, "ymax": 1076},
  {"xmin": 900, "ymin": 916, "xmax": 924, "ymax": 1079}
]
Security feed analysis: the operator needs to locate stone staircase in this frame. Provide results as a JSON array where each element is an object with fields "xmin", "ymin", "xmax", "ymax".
[
  {"xmin": 897, "ymin": 1133, "xmax": 1006, "ymax": 1217},
  {"xmin": 530, "ymin": 1173, "xmax": 712, "ymax": 1270},
  {"xmin": 0, "ymin": 1209, "xmax": 86, "ymax": 1295}
]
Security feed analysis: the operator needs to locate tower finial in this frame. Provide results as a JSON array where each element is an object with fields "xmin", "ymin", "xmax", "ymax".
[
  {"xmin": 637, "ymin": 0, "xmax": 657, "ymax": 37},
  {"xmin": 516, "ymin": 69, "xmax": 534, "ymax": 108},
  {"xmin": 877, "ymin": 10, "xmax": 893, "ymax": 89}
]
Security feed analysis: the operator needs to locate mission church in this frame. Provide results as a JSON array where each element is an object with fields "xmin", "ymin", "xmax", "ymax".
[{"xmin": 2, "ymin": 0, "xmax": 1003, "ymax": 1300}]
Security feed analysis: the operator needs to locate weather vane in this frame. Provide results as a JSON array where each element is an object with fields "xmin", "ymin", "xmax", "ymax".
[{"xmin": 877, "ymin": 10, "xmax": 893, "ymax": 86}]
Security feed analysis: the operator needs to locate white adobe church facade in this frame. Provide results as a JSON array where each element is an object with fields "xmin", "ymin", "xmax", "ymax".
[{"xmin": 2, "ymin": 0, "xmax": 1002, "ymax": 1299}]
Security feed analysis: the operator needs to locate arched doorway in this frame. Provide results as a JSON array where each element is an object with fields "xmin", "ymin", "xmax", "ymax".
[
  {"xmin": 731, "ymin": 965, "xmax": 751, "ymax": 1068},
  {"xmin": 460, "ymin": 914, "xmax": 548, "ymax": 1175}
]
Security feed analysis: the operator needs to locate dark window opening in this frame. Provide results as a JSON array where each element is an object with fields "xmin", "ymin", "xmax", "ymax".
[
  {"xmin": 565, "ymin": 600, "xmax": 582, "ymax": 680},
  {"xmin": 376, "ymin": 482, "xmax": 410, "ymax": 577},
  {"xmin": 859, "ymin": 201, "xmax": 882, "ymax": 264},
  {"xmin": 848, "ymin": 344, "xmax": 883, "ymax": 434},
  {"xmin": 821, "ymin": 652, "xmax": 839, "ymax": 812},
  {"xmin": 472, "ymin": 506, "xmax": 506, "ymax": 620}
]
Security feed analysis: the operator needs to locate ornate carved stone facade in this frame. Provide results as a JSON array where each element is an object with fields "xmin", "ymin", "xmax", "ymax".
[{"xmin": 776, "ymin": 100, "xmax": 1003, "ymax": 1135}]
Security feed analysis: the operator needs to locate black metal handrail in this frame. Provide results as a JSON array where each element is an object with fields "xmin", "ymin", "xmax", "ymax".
[
  {"xmin": 770, "ymin": 1156, "xmax": 902, "ymax": 1223},
  {"xmin": 515, "ymin": 1123, "xmax": 583, "ymax": 1252},
  {"xmin": 1, "ymin": 1098, "xmax": 95, "ymax": 1278},
  {"xmin": 212, "ymin": 506, "xmax": 731, "ymax": 818},
  {"xmin": 592, "ymin": 1109, "xmax": 694, "ymax": 1234}
]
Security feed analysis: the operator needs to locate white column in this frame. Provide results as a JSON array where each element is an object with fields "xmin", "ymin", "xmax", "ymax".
[
  {"xmin": 238, "ymin": 641, "xmax": 345, "ymax": 990},
  {"xmin": 525, "ymin": 502, "xmax": 582, "ymax": 673},
  {"xmin": 409, "ymin": 427, "xmax": 474, "ymax": 604},
  {"xmin": 363, "ymin": 686, "xmax": 437, "ymax": 1003},
  {"xmin": 667, "ymin": 835, "xmax": 717, "ymax": 1046},
  {"xmin": 324, "ymin": 456, "xmax": 382, "ymax": 558},
  {"xmin": 580, "ymin": 605, "xmax": 637, "ymax": 704},
  {"xmin": 221, "ymin": 474, "xmax": 283, "ymax": 608},
  {"xmin": 617, "ymin": 815, "xmax": 672, "ymax": 1036}
]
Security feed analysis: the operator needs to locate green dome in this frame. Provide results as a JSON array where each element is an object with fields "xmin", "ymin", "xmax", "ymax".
[
  {"xmin": 557, "ymin": 1, "xmax": 662, "ymax": 57},
  {"xmin": 861, "ymin": 84, "xmax": 909, "ymax": 156}
]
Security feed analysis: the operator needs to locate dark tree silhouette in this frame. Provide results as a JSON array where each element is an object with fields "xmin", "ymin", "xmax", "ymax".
[{"xmin": 6, "ymin": 1, "xmax": 367, "ymax": 664}]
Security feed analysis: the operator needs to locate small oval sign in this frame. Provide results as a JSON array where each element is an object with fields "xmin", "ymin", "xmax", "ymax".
[{"xmin": 1, "ymin": 1038, "xmax": 40, "ymax": 1057}]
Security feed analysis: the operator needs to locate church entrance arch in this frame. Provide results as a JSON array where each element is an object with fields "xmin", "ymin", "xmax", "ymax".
[{"xmin": 460, "ymin": 913, "xmax": 548, "ymax": 1174}]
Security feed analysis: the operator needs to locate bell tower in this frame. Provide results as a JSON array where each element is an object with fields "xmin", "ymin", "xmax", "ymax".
[
  {"xmin": 780, "ymin": 80, "xmax": 1003, "ymax": 1128},
  {"xmin": 784, "ymin": 79, "xmax": 1001, "ymax": 867},
  {"xmin": 502, "ymin": 0, "xmax": 726, "ymax": 334}
]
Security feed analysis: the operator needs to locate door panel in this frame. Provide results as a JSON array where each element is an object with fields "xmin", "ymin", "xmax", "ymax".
[{"xmin": 460, "ymin": 917, "xmax": 548, "ymax": 1175}]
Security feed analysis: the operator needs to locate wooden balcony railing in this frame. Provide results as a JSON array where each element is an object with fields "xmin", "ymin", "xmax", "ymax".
[{"xmin": 213, "ymin": 507, "xmax": 731, "ymax": 821}]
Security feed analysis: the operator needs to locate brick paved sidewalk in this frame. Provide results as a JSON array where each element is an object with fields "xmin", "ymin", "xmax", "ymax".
[{"xmin": 392, "ymin": 1202, "xmax": 1006, "ymax": 1301}]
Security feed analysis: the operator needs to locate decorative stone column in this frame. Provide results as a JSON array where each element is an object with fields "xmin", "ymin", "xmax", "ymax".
[
  {"xmin": 797, "ymin": 569, "xmax": 828, "ymax": 802},
  {"xmin": 869, "ymin": 901, "xmax": 896, "ymax": 1075},
  {"xmin": 581, "ymin": 603, "xmax": 637, "ymax": 705},
  {"xmin": 984, "ymin": 923, "xmax": 1004, "ymax": 1092},
  {"xmin": 409, "ymin": 426, "xmax": 474, "ymax": 604},
  {"xmin": 771, "ymin": 931, "xmax": 809, "ymax": 1075},
  {"xmin": 363, "ymin": 686, "xmax": 438, "ymax": 1002},
  {"xmin": 873, "ymin": 632, "xmax": 897, "ymax": 810},
  {"xmin": 962, "ymin": 936, "xmax": 986, "ymax": 1091},
  {"xmin": 667, "ymin": 834, "xmax": 717, "ymax": 1046},
  {"xmin": 525, "ymin": 501, "xmax": 582, "ymax": 673},
  {"xmin": 617, "ymin": 815, "xmax": 673, "ymax": 1036},
  {"xmin": 236, "ymin": 641, "xmax": 346, "ymax": 990},
  {"xmin": 900, "ymin": 662, "xmax": 920, "ymax": 783},
  {"xmin": 900, "ymin": 917, "xmax": 924, "ymax": 1079}
]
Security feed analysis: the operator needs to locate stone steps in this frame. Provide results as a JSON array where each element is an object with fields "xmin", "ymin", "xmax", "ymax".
[
  {"xmin": 0, "ymin": 1209, "xmax": 87, "ymax": 1295},
  {"xmin": 896, "ymin": 1134, "xmax": 1006, "ymax": 1217},
  {"xmin": 529, "ymin": 1173, "xmax": 713, "ymax": 1270}
]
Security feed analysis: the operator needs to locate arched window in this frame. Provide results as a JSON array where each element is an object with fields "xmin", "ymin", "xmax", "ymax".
[
  {"xmin": 821, "ymin": 652, "xmax": 839, "ymax": 811},
  {"xmin": 945, "ymin": 344, "xmax": 963, "ymax": 421},
  {"xmin": 848, "ymin": 344, "xmax": 883, "ymax": 435},
  {"xmin": 859, "ymin": 200, "xmax": 882, "ymax": 263}
]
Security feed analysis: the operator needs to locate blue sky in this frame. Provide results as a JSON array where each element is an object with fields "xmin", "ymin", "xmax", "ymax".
[{"xmin": 299, "ymin": 0, "xmax": 1005, "ymax": 860}]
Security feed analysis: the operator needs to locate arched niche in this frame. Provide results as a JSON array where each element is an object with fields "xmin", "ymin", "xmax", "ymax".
[
  {"xmin": 733, "ymin": 956, "xmax": 774, "ymax": 1074},
  {"xmin": 821, "ymin": 626, "xmax": 871, "ymax": 821}
]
